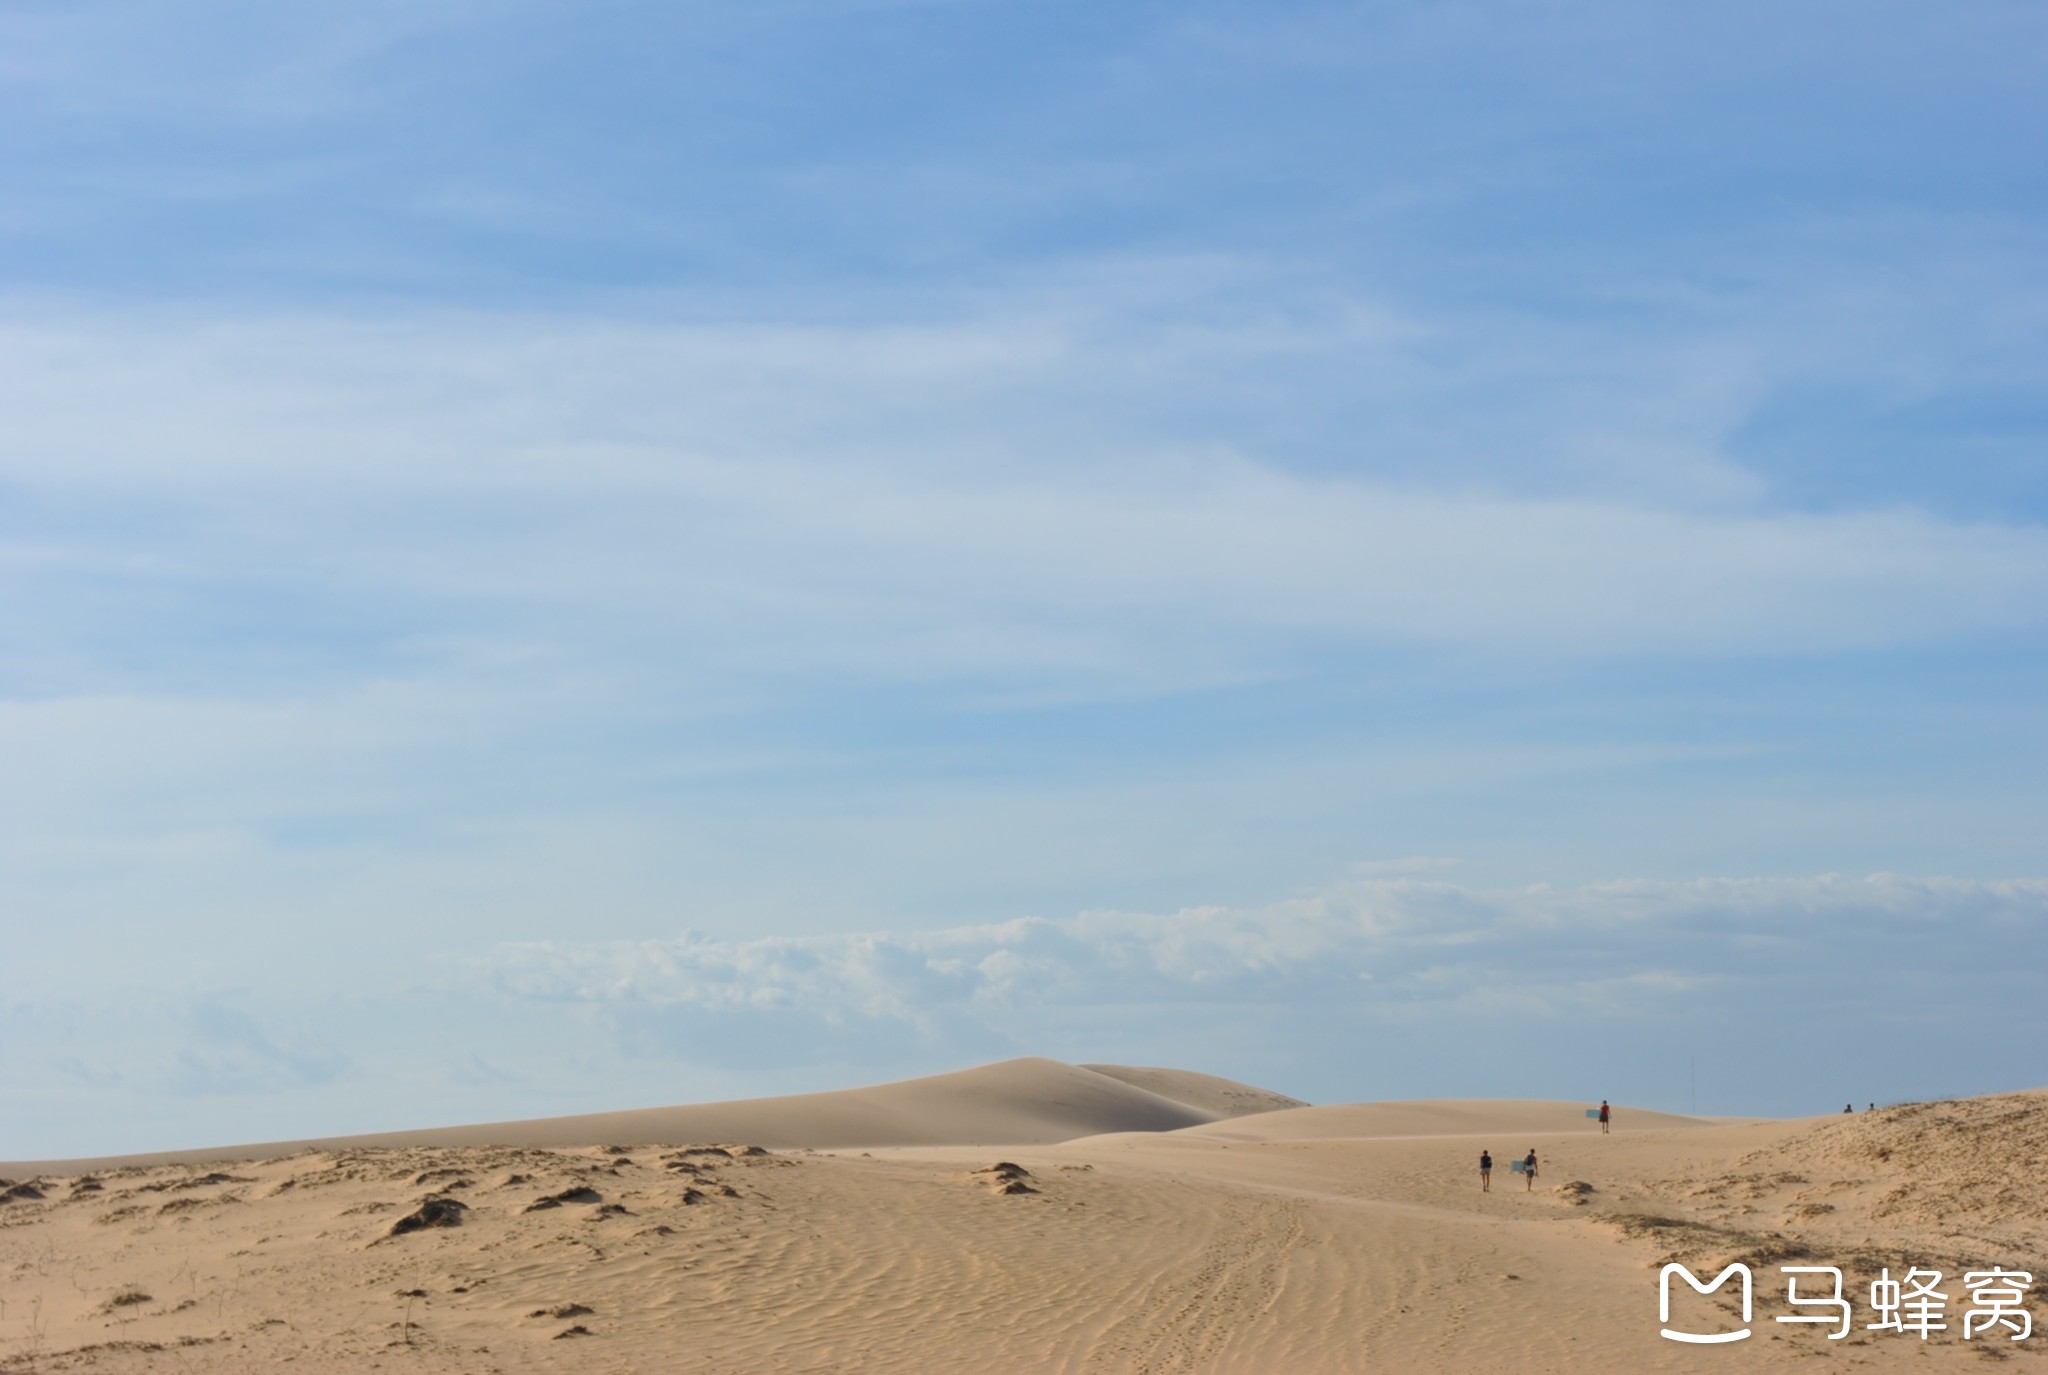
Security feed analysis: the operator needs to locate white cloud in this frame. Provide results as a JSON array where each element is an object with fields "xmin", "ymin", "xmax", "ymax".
[{"xmin": 475, "ymin": 872, "xmax": 2048, "ymax": 1026}]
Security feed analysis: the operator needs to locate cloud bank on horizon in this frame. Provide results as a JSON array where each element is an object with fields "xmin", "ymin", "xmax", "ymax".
[
  {"xmin": 3, "ymin": 0, "xmax": 2046, "ymax": 1154},
  {"xmin": 8, "ymin": 871, "xmax": 2045, "ymax": 1157}
]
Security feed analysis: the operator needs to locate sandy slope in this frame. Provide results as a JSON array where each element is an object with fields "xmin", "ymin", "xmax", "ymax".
[
  {"xmin": 1078, "ymin": 1065, "xmax": 1307, "ymax": 1119},
  {"xmin": 0, "ymin": 1060, "xmax": 1253, "ymax": 1174},
  {"xmin": 1177, "ymin": 1097, "xmax": 1709, "ymax": 1141},
  {"xmin": 3, "ymin": 1066, "xmax": 2044, "ymax": 1374}
]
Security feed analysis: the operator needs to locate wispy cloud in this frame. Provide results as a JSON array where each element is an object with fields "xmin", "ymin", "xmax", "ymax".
[
  {"xmin": 6, "ymin": 282, "xmax": 2045, "ymax": 710},
  {"xmin": 5, "ymin": 274, "xmax": 2044, "ymax": 1003}
]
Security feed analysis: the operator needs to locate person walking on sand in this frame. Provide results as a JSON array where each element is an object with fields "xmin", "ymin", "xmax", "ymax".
[
  {"xmin": 1598, "ymin": 1100, "xmax": 1610, "ymax": 1134},
  {"xmin": 1523, "ymin": 1149, "xmax": 1538, "ymax": 1191},
  {"xmin": 1479, "ymin": 1150, "xmax": 1493, "ymax": 1192}
]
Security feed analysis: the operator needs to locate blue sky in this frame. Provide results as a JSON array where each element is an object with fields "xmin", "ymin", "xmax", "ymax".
[{"xmin": 4, "ymin": 0, "xmax": 2047, "ymax": 1158}]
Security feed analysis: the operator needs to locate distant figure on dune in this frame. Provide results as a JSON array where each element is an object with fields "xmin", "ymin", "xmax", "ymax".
[
  {"xmin": 1479, "ymin": 1150, "xmax": 1492, "ymax": 1192},
  {"xmin": 1598, "ymin": 1100, "xmax": 1610, "ymax": 1133},
  {"xmin": 1844, "ymin": 1103, "xmax": 1854, "ymax": 1113},
  {"xmin": 1523, "ymin": 1149, "xmax": 1538, "ymax": 1191}
]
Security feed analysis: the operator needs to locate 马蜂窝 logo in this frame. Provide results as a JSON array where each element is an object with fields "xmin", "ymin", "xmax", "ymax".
[
  {"xmin": 1660, "ymin": 1262, "xmax": 1753, "ymax": 1344},
  {"xmin": 1657, "ymin": 1262, "xmax": 2034, "ymax": 1345}
]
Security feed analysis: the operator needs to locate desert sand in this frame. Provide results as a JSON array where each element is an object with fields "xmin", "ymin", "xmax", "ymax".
[{"xmin": 3, "ymin": 1059, "xmax": 2043, "ymax": 1373}]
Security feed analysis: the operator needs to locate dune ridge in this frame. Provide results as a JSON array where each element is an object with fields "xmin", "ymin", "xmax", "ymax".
[
  {"xmin": 0, "ymin": 1058, "xmax": 1283, "ymax": 1175},
  {"xmin": 1080, "ymin": 1063, "xmax": 1307, "ymax": 1118},
  {"xmin": 1176, "ymin": 1097, "xmax": 1710, "ymax": 1142}
]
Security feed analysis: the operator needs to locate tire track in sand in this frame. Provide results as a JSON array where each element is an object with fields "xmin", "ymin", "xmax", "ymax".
[{"xmin": 1089, "ymin": 1194, "xmax": 1307, "ymax": 1373}]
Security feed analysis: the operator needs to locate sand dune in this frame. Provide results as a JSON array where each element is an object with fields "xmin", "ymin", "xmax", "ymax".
[
  {"xmin": 5, "ymin": 1069, "xmax": 2043, "ymax": 1373},
  {"xmin": 1080, "ymin": 1064, "xmax": 1307, "ymax": 1119},
  {"xmin": 1599, "ymin": 1088, "xmax": 2048, "ymax": 1275},
  {"xmin": 0, "ymin": 1058, "xmax": 1271, "ymax": 1175},
  {"xmin": 1175, "ymin": 1097, "xmax": 1709, "ymax": 1142}
]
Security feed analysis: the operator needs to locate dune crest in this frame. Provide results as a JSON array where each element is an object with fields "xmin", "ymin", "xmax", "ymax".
[
  {"xmin": 1177, "ymin": 1097, "xmax": 1711, "ymax": 1141},
  {"xmin": 1079, "ymin": 1063, "xmax": 1308, "ymax": 1118},
  {"xmin": 1, "ymin": 1058, "xmax": 1289, "ymax": 1174}
]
